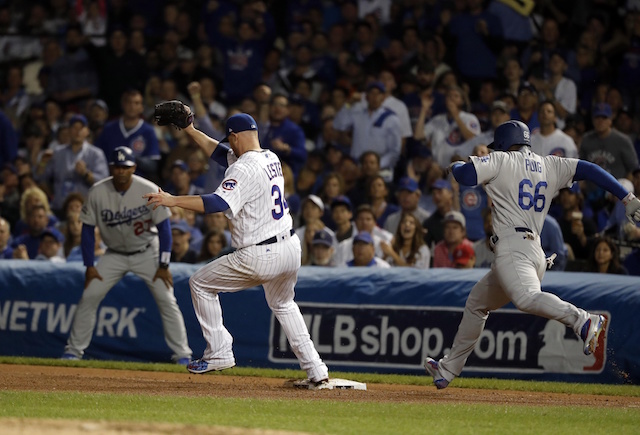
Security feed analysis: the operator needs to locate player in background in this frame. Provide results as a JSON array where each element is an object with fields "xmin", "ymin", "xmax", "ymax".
[
  {"xmin": 144, "ymin": 111, "xmax": 330, "ymax": 387},
  {"xmin": 424, "ymin": 120, "xmax": 640, "ymax": 389},
  {"xmin": 62, "ymin": 146, "xmax": 192, "ymax": 364}
]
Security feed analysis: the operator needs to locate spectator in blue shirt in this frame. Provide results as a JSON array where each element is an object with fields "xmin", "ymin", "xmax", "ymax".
[
  {"xmin": 258, "ymin": 93, "xmax": 308, "ymax": 179},
  {"xmin": 11, "ymin": 204, "xmax": 64, "ymax": 259},
  {"xmin": 94, "ymin": 90, "xmax": 160, "ymax": 182},
  {"xmin": 510, "ymin": 81, "xmax": 540, "ymax": 134}
]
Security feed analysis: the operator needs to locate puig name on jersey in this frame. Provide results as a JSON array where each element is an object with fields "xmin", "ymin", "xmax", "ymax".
[{"xmin": 101, "ymin": 205, "xmax": 151, "ymax": 227}]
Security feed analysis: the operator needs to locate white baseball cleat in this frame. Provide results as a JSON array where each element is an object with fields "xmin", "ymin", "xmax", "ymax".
[
  {"xmin": 581, "ymin": 314, "xmax": 607, "ymax": 356},
  {"xmin": 186, "ymin": 358, "xmax": 236, "ymax": 374},
  {"xmin": 424, "ymin": 357, "xmax": 450, "ymax": 390}
]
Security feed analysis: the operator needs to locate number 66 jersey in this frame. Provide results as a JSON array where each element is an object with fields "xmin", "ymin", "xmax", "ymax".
[
  {"xmin": 470, "ymin": 148, "xmax": 578, "ymax": 236},
  {"xmin": 81, "ymin": 175, "xmax": 170, "ymax": 252},
  {"xmin": 214, "ymin": 149, "xmax": 292, "ymax": 249}
]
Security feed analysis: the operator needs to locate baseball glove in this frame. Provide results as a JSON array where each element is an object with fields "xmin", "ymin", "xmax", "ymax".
[{"xmin": 154, "ymin": 100, "xmax": 194, "ymax": 129}]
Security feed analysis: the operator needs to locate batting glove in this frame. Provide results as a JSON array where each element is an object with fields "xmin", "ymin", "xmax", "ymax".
[{"xmin": 623, "ymin": 192, "xmax": 640, "ymax": 223}]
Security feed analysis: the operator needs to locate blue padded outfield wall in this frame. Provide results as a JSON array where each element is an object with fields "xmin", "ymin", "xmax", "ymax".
[{"xmin": 0, "ymin": 260, "xmax": 638, "ymax": 384}]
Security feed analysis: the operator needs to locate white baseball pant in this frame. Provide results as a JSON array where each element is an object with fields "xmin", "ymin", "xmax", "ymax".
[
  {"xmin": 189, "ymin": 233, "xmax": 329, "ymax": 382},
  {"xmin": 439, "ymin": 230, "xmax": 590, "ymax": 381},
  {"xmin": 65, "ymin": 247, "xmax": 192, "ymax": 361}
]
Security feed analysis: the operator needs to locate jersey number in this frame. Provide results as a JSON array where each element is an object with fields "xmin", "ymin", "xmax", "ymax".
[
  {"xmin": 133, "ymin": 219, "xmax": 153, "ymax": 235},
  {"xmin": 271, "ymin": 185, "xmax": 289, "ymax": 220},
  {"xmin": 518, "ymin": 179, "xmax": 547, "ymax": 212}
]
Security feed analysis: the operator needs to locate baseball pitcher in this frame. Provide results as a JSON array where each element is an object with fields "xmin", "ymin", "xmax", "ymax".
[
  {"xmin": 62, "ymin": 146, "xmax": 192, "ymax": 363},
  {"xmin": 424, "ymin": 120, "xmax": 640, "ymax": 389},
  {"xmin": 146, "ymin": 103, "xmax": 329, "ymax": 387}
]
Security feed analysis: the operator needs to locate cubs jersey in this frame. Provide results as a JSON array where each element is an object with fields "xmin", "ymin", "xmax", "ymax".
[
  {"xmin": 470, "ymin": 148, "xmax": 578, "ymax": 235},
  {"xmin": 424, "ymin": 112, "xmax": 481, "ymax": 168},
  {"xmin": 80, "ymin": 175, "xmax": 170, "ymax": 252},
  {"xmin": 215, "ymin": 149, "xmax": 292, "ymax": 248},
  {"xmin": 95, "ymin": 118, "xmax": 160, "ymax": 161},
  {"xmin": 530, "ymin": 129, "xmax": 578, "ymax": 158}
]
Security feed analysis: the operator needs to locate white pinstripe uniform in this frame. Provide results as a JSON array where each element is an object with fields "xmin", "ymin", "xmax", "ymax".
[
  {"xmin": 65, "ymin": 175, "xmax": 192, "ymax": 361},
  {"xmin": 437, "ymin": 148, "xmax": 592, "ymax": 382},
  {"xmin": 190, "ymin": 148, "xmax": 328, "ymax": 382}
]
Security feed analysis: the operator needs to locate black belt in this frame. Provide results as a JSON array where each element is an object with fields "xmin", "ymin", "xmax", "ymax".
[
  {"xmin": 257, "ymin": 229, "xmax": 295, "ymax": 246},
  {"xmin": 108, "ymin": 244, "xmax": 151, "ymax": 256}
]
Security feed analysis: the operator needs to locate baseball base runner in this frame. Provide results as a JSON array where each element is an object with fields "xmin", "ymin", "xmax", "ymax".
[
  {"xmin": 146, "ymin": 108, "xmax": 329, "ymax": 386},
  {"xmin": 425, "ymin": 120, "xmax": 640, "ymax": 389}
]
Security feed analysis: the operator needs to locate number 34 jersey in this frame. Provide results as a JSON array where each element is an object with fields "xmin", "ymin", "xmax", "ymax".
[
  {"xmin": 470, "ymin": 148, "xmax": 578, "ymax": 235},
  {"xmin": 81, "ymin": 175, "xmax": 171, "ymax": 253},
  {"xmin": 215, "ymin": 149, "xmax": 292, "ymax": 249}
]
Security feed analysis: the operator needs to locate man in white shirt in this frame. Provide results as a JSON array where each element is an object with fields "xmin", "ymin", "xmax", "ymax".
[{"xmin": 531, "ymin": 101, "xmax": 578, "ymax": 158}]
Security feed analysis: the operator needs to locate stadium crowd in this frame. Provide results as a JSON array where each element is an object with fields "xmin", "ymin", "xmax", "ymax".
[{"xmin": 1, "ymin": 0, "xmax": 640, "ymax": 274}]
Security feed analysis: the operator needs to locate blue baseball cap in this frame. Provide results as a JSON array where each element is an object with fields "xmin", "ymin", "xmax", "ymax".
[
  {"xmin": 109, "ymin": 146, "xmax": 136, "ymax": 167},
  {"xmin": 312, "ymin": 229, "xmax": 333, "ymax": 247},
  {"xmin": 331, "ymin": 195, "xmax": 352, "ymax": 211},
  {"xmin": 592, "ymin": 103, "xmax": 612, "ymax": 118},
  {"xmin": 353, "ymin": 231, "xmax": 374, "ymax": 245},
  {"xmin": 432, "ymin": 178, "xmax": 452, "ymax": 191},
  {"xmin": 69, "ymin": 114, "xmax": 88, "ymax": 126},
  {"xmin": 171, "ymin": 159, "xmax": 189, "ymax": 172},
  {"xmin": 41, "ymin": 227, "xmax": 64, "ymax": 243},
  {"xmin": 220, "ymin": 113, "xmax": 258, "ymax": 143},
  {"xmin": 398, "ymin": 177, "xmax": 419, "ymax": 193},
  {"xmin": 366, "ymin": 81, "xmax": 386, "ymax": 93},
  {"xmin": 170, "ymin": 219, "xmax": 191, "ymax": 234}
]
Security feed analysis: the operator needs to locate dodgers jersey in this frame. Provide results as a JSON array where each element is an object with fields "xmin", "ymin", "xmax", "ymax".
[
  {"xmin": 80, "ymin": 175, "xmax": 170, "ymax": 252},
  {"xmin": 470, "ymin": 148, "xmax": 578, "ymax": 235},
  {"xmin": 215, "ymin": 149, "xmax": 292, "ymax": 249}
]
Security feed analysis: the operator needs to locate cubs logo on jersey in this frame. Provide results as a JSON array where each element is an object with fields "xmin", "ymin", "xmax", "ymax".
[
  {"xmin": 222, "ymin": 179, "xmax": 237, "ymax": 190},
  {"xmin": 130, "ymin": 135, "xmax": 146, "ymax": 154},
  {"xmin": 462, "ymin": 189, "xmax": 481, "ymax": 210}
]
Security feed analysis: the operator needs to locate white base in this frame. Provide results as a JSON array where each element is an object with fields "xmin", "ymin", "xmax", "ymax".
[{"xmin": 284, "ymin": 378, "xmax": 367, "ymax": 391}]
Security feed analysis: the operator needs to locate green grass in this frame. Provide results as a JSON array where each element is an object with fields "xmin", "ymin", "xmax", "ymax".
[
  {"xmin": 1, "ymin": 390, "xmax": 639, "ymax": 435},
  {"xmin": 2, "ymin": 356, "xmax": 640, "ymax": 434}
]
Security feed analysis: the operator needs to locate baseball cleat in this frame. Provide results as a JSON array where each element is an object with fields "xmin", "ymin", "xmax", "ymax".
[
  {"xmin": 581, "ymin": 314, "xmax": 607, "ymax": 356},
  {"xmin": 424, "ymin": 357, "xmax": 449, "ymax": 389},
  {"xmin": 309, "ymin": 378, "xmax": 331, "ymax": 390},
  {"xmin": 61, "ymin": 353, "xmax": 80, "ymax": 360},
  {"xmin": 186, "ymin": 358, "xmax": 235, "ymax": 374}
]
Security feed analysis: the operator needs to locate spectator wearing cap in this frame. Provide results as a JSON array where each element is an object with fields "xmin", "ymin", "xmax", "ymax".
[
  {"xmin": 167, "ymin": 159, "xmax": 205, "ymax": 197},
  {"xmin": 295, "ymin": 195, "xmax": 337, "ymax": 265},
  {"xmin": 580, "ymin": 103, "xmax": 638, "ymax": 180},
  {"xmin": 510, "ymin": 82, "xmax": 540, "ymax": 133},
  {"xmin": 11, "ymin": 204, "xmax": 61, "ymax": 259},
  {"xmin": 346, "ymin": 231, "xmax": 391, "ymax": 268},
  {"xmin": 331, "ymin": 195, "xmax": 356, "ymax": 243},
  {"xmin": 95, "ymin": 89, "xmax": 161, "ymax": 182},
  {"xmin": 381, "ymin": 212, "xmax": 431, "ymax": 269},
  {"xmin": 310, "ymin": 229, "xmax": 336, "ymax": 267},
  {"xmin": 34, "ymin": 228, "xmax": 65, "ymax": 263},
  {"xmin": 422, "ymin": 178, "xmax": 454, "ymax": 246},
  {"xmin": 531, "ymin": 101, "xmax": 578, "ymax": 158},
  {"xmin": 384, "ymin": 177, "xmax": 430, "ymax": 234},
  {"xmin": 368, "ymin": 174, "xmax": 399, "ymax": 228},
  {"xmin": 0, "ymin": 216, "xmax": 13, "ymax": 259},
  {"xmin": 170, "ymin": 219, "xmax": 198, "ymax": 264},
  {"xmin": 333, "ymin": 204, "xmax": 392, "ymax": 266},
  {"xmin": 333, "ymin": 81, "xmax": 402, "ymax": 181},
  {"xmin": 456, "ymin": 100, "xmax": 511, "ymax": 160},
  {"xmin": 557, "ymin": 183, "xmax": 598, "ymax": 262},
  {"xmin": 433, "ymin": 211, "xmax": 475, "ymax": 268},
  {"xmin": 257, "ymin": 93, "xmax": 307, "ymax": 179},
  {"xmin": 36, "ymin": 114, "xmax": 108, "ymax": 214},
  {"xmin": 415, "ymin": 85, "xmax": 481, "ymax": 169}
]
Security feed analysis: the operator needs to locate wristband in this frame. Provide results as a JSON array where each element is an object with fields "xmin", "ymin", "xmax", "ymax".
[
  {"xmin": 159, "ymin": 251, "xmax": 171, "ymax": 269},
  {"xmin": 622, "ymin": 192, "xmax": 636, "ymax": 205}
]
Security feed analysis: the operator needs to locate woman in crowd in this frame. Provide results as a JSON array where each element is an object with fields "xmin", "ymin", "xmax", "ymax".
[
  {"xmin": 380, "ymin": 212, "xmax": 431, "ymax": 269},
  {"xmin": 61, "ymin": 211, "xmax": 82, "ymax": 258},
  {"xmin": 14, "ymin": 186, "xmax": 58, "ymax": 235},
  {"xmin": 197, "ymin": 229, "xmax": 229, "ymax": 264},
  {"xmin": 368, "ymin": 175, "xmax": 399, "ymax": 228},
  {"xmin": 584, "ymin": 236, "xmax": 628, "ymax": 275}
]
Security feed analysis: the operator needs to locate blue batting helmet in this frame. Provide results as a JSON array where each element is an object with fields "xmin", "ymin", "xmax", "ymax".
[
  {"xmin": 488, "ymin": 120, "xmax": 531, "ymax": 152},
  {"xmin": 110, "ymin": 146, "xmax": 136, "ymax": 167}
]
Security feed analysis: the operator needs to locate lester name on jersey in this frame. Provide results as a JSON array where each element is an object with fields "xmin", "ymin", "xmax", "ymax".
[{"xmin": 215, "ymin": 147, "xmax": 291, "ymax": 249}]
